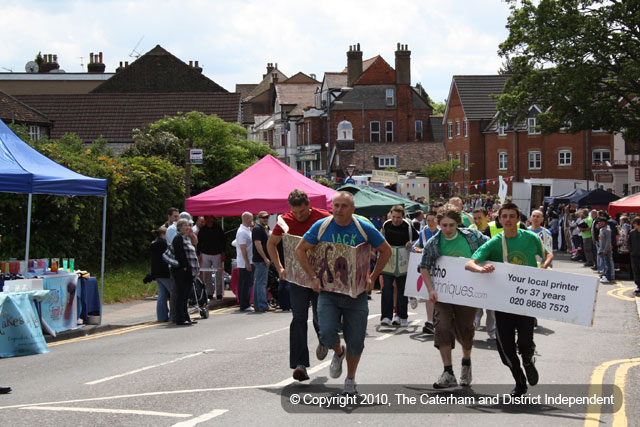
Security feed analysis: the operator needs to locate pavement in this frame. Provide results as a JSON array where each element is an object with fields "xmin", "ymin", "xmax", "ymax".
[
  {"xmin": 45, "ymin": 289, "xmax": 238, "ymax": 343},
  {"xmin": 45, "ymin": 252, "xmax": 640, "ymax": 343}
]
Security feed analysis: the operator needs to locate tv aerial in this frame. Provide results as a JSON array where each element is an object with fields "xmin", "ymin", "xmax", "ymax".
[{"xmin": 129, "ymin": 36, "xmax": 144, "ymax": 59}]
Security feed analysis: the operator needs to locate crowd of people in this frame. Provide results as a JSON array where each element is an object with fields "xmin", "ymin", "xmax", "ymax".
[{"xmin": 145, "ymin": 190, "xmax": 639, "ymax": 397}]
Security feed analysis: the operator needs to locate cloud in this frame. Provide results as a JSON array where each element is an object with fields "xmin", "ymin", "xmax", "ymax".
[{"xmin": 0, "ymin": 0, "xmax": 511, "ymax": 100}]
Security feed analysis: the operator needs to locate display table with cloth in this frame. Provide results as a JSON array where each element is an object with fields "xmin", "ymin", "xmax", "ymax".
[
  {"xmin": 41, "ymin": 273, "xmax": 80, "ymax": 333},
  {"xmin": 0, "ymin": 290, "xmax": 50, "ymax": 358},
  {"xmin": 76, "ymin": 276, "xmax": 101, "ymax": 322}
]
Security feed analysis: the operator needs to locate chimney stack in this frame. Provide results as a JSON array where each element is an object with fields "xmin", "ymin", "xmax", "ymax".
[
  {"xmin": 116, "ymin": 61, "xmax": 124, "ymax": 73},
  {"xmin": 87, "ymin": 51, "xmax": 106, "ymax": 73},
  {"xmin": 194, "ymin": 60, "xmax": 202, "ymax": 73},
  {"xmin": 395, "ymin": 43, "xmax": 411, "ymax": 85},
  {"xmin": 347, "ymin": 43, "xmax": 363, "ymax": 87},
  {"xmin": 40, "ymin": 53, "xmax": 60, "ymax": 72},
  {"xmin": 272, "ymin": 72, "xmax": 279, "ymax": 84}
]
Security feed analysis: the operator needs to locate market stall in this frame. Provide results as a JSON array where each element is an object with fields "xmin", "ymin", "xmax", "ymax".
[
  {"xmin": 185, "ymin": 154, "xmax": 335, "ymax": 216},
  {"xmin": 608, "ymin": 193, "xmax": 640, "ymax": 216},
  {"xmin": 0, "ymin": 120, "xmax": 108, "ymax": 326}
]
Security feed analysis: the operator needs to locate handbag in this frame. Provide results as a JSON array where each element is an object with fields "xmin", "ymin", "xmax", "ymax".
[{"xmin": 162, "ymin": 244, "xmax": 180, "ymax": 268}]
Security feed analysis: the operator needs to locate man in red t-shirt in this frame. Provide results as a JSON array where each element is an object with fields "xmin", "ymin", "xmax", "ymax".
[{"xmin": 267, "ymin": 189, "xmax": 331, "ymax": 382}]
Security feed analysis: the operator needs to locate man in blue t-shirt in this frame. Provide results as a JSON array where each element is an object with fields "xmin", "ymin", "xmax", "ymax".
[{"xmin": 296, "ymin": 191, "xmax": 391, "ymax": 395}]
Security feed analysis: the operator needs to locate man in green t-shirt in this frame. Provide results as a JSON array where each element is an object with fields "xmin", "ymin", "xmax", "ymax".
[
  {"xmin": 465, "ymin": 202, "xmax": 553, "ymax": 397},
  {"xmin": 419, "ymin": 204, "xmax": 489, "ymax": 389}
]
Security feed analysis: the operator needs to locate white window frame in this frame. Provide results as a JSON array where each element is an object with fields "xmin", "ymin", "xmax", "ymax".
[
  {"xmin": 447, "ymin": 122, "xmax": 453, "ymax": 139},
  {"xmin": 448, "ymin": 153, "xmax": 453, "ymax": 162},
  {"xmin": 527, "ymin": 117, "xmax": 541, "ymax": 135},
  {"xmin": 378, "ymin": 156, "xmax": 396, "ymax": 168},
  {"xmin": 463, "ymin": 119, "xmax": 468, "ymax": 137},
  {"xmin": 385, "ymin": 120, "xmax": 393, "ymax": 142},
  {"xmin": 456, "ymin": 120, "xmax": 461, "ymax": 136},
  {"xmin": 385, "ymin": 88, "xmax": 395, "ymax": 106},
  {"xmin": 28, "ymin": 125, "xmax": 41, "ymax": 141},
  {"xmin": 456, "ymin": 153, "xmax": 461, "ymax": 169},
  {"xmin": 370, "ymin": 121, "xmax": 380, "ymax": 142},
  {"xmin": 498, "ymin": 123, "xmax": 507, "ymax": 136},
  {"xmin": 464, "ymin": 153, "xmax": 469, "ymax": 170},
  {"xmin": 558, "ymin": 150, "xmax": 572, "ymax": 166},
  {"xmin": 415, "ymin": 120, "xmax": 423, "ymax": 141},
  {"xmin": 498, "ymin": 152, "xmax": 508, "ymax": 170},
  {"xmin": 528, "ymin": 151, "xmax": 542, "ymax": 170},
  {"xmin": 592, "ymin": 149, "xmax": 611, "ymax": 165}
]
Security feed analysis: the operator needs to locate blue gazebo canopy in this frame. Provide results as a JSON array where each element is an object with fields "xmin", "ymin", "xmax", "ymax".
[{"xmin": 0, "ymin": 120, "xmax": 106, "ymax": 196}]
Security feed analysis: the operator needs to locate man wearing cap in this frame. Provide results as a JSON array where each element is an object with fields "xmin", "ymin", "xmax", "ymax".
[{"xmin": 252, "ymin": 211, "xmax": 274, "ymax": 312}]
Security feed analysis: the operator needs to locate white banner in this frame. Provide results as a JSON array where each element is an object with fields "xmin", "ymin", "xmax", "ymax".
[{"xmin": 405, "ymin": 253, "xmax": 599, "ymax": 326}]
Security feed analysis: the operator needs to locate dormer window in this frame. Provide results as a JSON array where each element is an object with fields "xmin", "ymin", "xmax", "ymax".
[
  {"xmin": 385, "ymin": 88, "xmax": 395, "ymax": 106},
  {"xmin": 337, "ymin": 120, "xmax": 353, "ymax": 141}
]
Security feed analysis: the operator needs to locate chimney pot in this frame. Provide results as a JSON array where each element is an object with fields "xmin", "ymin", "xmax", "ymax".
[
  {"xmin": 189, "ymin": 60, "xmax": 193, "ymax": 67},
  {"xmin": 195, "ymin": 60, "xmax": 199, "ymax": 67},
  {"xmin": 357, "ymin": 43, "xmax": 360, "ymax": 50},
  {"xmin": 99, "ymin": 52, "xmax": 103, "ymax": 63},
  {"xmin": 90, "ymin": 53, "xmax": 94, "ymax": 63},
  {"xmin": 125, "ymin": 61, "xmax": 129, "ymax": 66}
]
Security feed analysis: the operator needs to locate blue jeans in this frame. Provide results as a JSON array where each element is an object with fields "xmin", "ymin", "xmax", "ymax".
[
  {"xmin": 238, "ymin": 267, "xmax": 254, "ymax": 310},
  {"xmin": 278, "ymin": 280, "xmax": 291, "ymax": 310},
  {"xmin": 289, "ymin": 283, "xmax": 319, "ymax": 369},
  {"xmin": 318, "ymin": 291, "xmax": 369, "ymax": 358},
  {"xmin": 253, "ymin": 262, "xmax": 269, "ymax": 311},
  {"xmin": 156, "ymin": 277, "xmax": 172, "ymax": 322},
  {"xmin": 381, "ymin": 274, "xmax": 407, "ymax": 321},
  {"xmin": 601, "ymin": 251, "xmax": 614, "ymax": 281}
]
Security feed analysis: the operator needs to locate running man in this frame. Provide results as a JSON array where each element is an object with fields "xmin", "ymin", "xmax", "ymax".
[
  {"xmin": 419, "ymin": 203, "xmax": 489, "ymax": 388},
  {"xmin": 465, "ymin": 202, "xmax": 553, "ymax": 397}
]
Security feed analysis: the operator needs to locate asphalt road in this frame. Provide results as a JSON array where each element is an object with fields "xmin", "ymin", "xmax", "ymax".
[{"xmin": 0, "ymin": 256, "xmax": 638, "ymax": 427}]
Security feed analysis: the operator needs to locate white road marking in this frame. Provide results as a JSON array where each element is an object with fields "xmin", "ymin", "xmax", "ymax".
[
  {"xmin": 22, "ymin": 406, "xmax": 192, "ymax": 418},
  {"xmin": 172, "ymin": 409, "xmax": 228, "ymax": 426},
  {"xmin": 375, "ymin": 319, "xmax": 421, "ymax": 341},
  {"xmin": 85, "ymin": 350, "xmax": 215, "ymax": 385},
  {"xmin": 245, "ymin": 326, "xmax": 289, "ymax": 340}
]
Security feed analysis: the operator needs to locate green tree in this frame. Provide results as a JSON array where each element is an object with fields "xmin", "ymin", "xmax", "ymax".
[
  {"xmin": 421, "ymin": 158, "xmax": 462, "ymax": 183},
  {"xmin": 122, "ymin": 111, "xmax": 275, "ymax": 194},
  {"xmin": 313, "ymin": 176, "xmax": 335, "ymax": 189},
  {"xmin": 416, "ymin": 83, "xmax": 446, "ymax": 115},
  {"xmin": 497, "ymin": 0, "xmax": 640, "ymax": 146}
]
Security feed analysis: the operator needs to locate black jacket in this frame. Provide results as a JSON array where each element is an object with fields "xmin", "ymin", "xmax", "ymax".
[
  {"xmin": 172, "ymin": 234, "xmax": 190, "ymax": 274},
  {"xmin": 628, "ymin": 229, "xmax": 640, "ymax": 257},
  {"xmin": 150, "ymin": 238, "xmax": 170, "ymax": 279}
]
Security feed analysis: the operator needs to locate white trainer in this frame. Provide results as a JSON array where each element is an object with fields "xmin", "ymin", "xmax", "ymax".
[{"xmin": 330, "ymin": 345, "xmax": 346, "ymax": 378}]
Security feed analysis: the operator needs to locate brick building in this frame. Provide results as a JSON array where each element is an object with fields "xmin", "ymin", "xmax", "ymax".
[
  {"xmin": 301, "ymin": 43, "xmax": 444, "ymax": 177},
  {"xmin": 443, "ymin": 75, "xmax": 614, "ymax": 194}
]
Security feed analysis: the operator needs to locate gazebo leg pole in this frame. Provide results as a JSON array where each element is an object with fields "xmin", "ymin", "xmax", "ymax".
[
  {"xmin": 99, "ymin": 195, "xmax": 107, "ymax": 325},
  {"xmin": 24, "ymin": 193, "xmax": 32, "ymax": 264}
]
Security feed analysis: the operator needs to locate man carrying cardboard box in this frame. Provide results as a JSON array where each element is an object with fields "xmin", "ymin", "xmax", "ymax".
[{"xmin": 295, "ymin": 191, "xmax": 391, "ymax": 395}]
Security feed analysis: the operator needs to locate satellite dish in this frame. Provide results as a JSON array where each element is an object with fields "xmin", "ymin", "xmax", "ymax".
[{"xmin": 25, "ymin": 61, "xmax": 39, "ymax": 73}]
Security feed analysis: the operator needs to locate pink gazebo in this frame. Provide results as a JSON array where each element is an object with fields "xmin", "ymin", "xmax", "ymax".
[{"xmin": 185, "ymin": 155, "xmax": 335, "ymax": 216}]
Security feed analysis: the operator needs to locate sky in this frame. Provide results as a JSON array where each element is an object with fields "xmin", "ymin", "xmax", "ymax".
[{"xmin": 0, "ymin": 0, "xmax": 513, "ymax": 102}]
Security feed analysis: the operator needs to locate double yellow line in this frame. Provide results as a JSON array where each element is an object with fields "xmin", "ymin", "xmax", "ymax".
[
  {"xmin": 606, "ymin": 281, "xmax": 636, "ymax": 302},
  {"xmin": 585, "ymin": 357, "xmax": 640, "ymax": 427},
  {"xmin": 49, "ymin": 305, "xmax": 240, "ymax": 346}
]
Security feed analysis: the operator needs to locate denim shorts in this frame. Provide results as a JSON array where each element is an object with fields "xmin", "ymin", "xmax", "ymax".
[{"xmin": 317, "ymin": 291, "xmax": 369, "ymax": 358}]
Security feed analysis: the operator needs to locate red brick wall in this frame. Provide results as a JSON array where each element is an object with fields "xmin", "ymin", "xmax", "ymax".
[
  {"xmin": 339, "ymin": 141, "xmax": 445, "ymax": 172},
  {"xmin": 354, "ymin": 58, "xmax": 396, "ymax": 85}
]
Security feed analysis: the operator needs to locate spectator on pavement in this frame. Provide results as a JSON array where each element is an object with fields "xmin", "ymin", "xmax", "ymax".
[
  {"xmin": 627, "ymin": 217, "xmax": 640, "ymax": 296},
  {"xmin": 171, "ymin": 219, "xmax": 200, "ymax": 326},
  {"xmin": 597, "ymin": 217, "xmax": 614, "ymax": 284},
  {"xmin": 164, "ymin": 207, "xmax": 179, "ymax": 228},
  {"xmin": 150, "ymin": 226, "xmax": 172, "ymax": 322},
  {"xmin": 252, "ymin": 211, "xmax": 275, "ymax": 312},
  {"xmin": 196, "ymin": 216, "xmax": 226, "ymax": 300},
  {"xmin": 236, "ymin": 212, "xmax": 255, "ymax": 312}
]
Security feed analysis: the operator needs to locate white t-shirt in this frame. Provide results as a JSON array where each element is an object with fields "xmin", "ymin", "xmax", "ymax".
[{"xmin": 235, "ymin": 224, "xmax": 253, "ymax": 268}]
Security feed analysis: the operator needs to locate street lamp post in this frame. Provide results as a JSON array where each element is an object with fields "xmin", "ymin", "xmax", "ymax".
[{"xmin": 334, "ymin": 100, "xmax": 365, "ymax": 174}]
